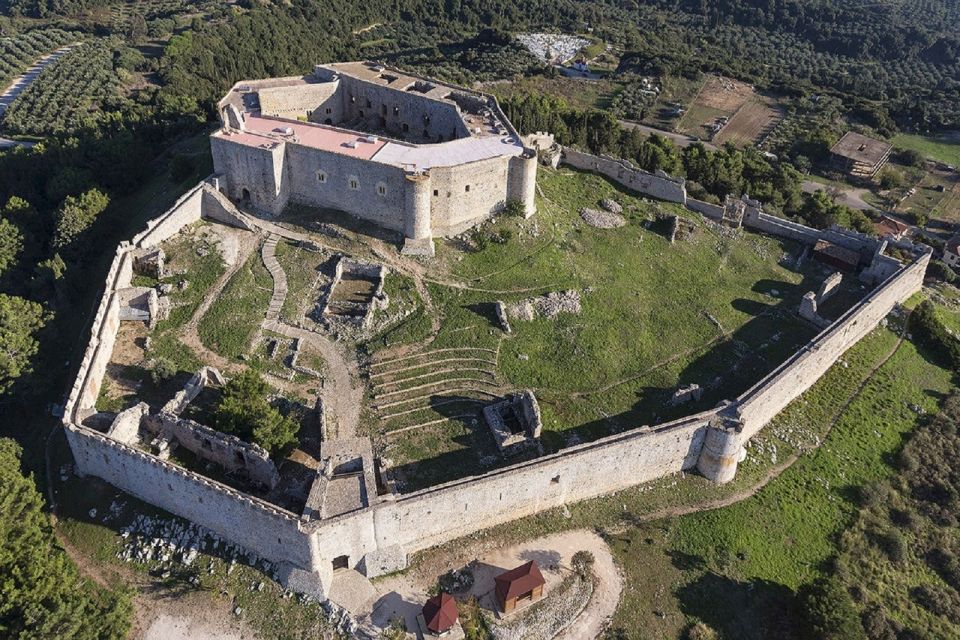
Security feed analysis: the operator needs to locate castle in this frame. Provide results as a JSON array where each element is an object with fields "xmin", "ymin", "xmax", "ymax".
[
  {"xmin": 211, "ymin": 61, "xmax": 538, "ymax": 256},
  {"xmin": 59, "ymin": 66, "xmax": 933, "ymax": 604}
]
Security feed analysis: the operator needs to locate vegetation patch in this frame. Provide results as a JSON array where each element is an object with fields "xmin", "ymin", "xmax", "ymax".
[{"xmin": 198, "ymin": 245, "xmax": 271, "ymax": 359}]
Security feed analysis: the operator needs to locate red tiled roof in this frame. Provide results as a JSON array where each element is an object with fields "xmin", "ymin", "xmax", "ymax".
[
  {"xmin": 495, "ymin": 561, "xmax": 546, "ymax": 601},
  {"xmin": 876, "ymin": 216, "xmax": 910, "ymax": 237},
  {"xmin": 422, "ymin": 592, "xmax": 458, "ymax": 633}
]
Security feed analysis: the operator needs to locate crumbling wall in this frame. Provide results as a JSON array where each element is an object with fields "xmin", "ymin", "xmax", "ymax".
[
  {"xmin": 560, "ymin": 147, "xmax": 687, "ymax": 204},
  {"xmin": 142, "ymin": 413, "xmax": 280, "ymax": 489},
  {"xmin": 687, "ymin": 198, "xmax": 724, "ymax": 221},
  {"xmin": 736, "ymin": 252, "xmax": 929, "ymax": 439},
  {"xmin": 65, "ymin": 423, "xmax": 314, "ymax": 571},
  {"xmin": 741, "ymin": 200, "xmax": 821, "ymax": 244}
]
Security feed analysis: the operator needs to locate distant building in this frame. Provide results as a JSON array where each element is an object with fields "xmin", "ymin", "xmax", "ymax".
[
  {"xmin": 944, "ymin": 235, "xmax": 960, "ymax": 269},
  {"xmin": 875, "ymin": 215, "xmax": 911, "ymax": 241},
  {"xmin": 830, "ymin": 132, "xmax": 893, "ymax": 179},
  {"xmin": 494, "ymin": 560, "xmax": 546, "ymax": 614}
]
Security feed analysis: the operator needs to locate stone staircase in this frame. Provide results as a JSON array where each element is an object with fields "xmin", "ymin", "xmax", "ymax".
[{"xmin": 261, "ymin": 234, "xmax": 288, "ymax": 321}]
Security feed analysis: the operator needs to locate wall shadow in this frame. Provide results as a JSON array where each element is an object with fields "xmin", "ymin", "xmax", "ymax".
[{"xmin": 675, "ymin": 572, "xmax": 803, "ymax": 640}]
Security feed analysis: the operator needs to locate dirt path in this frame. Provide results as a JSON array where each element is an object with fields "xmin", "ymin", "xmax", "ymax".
[
  {"xmin": 177, "ymin": 230, "xmax": 259, "ymax": 374},
  {"xmin": 801, "ymin": 180, "xmax": 878, "ymax": 212},
  {"xmin": 263, "ymin": 319, "xmax": 362, "ymax": 439},
  {"xmin": 363, "ymin": 529, "xmax": 621, "ymax": 640},
  {"xmin": 0, "ymin": 43, "xmax": 80, "ymax": 118}
]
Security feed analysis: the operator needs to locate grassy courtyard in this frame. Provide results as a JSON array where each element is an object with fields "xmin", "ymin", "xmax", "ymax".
[{"xmin": 377, "ymin": 166, "xmax": 839, "ymax": 488}]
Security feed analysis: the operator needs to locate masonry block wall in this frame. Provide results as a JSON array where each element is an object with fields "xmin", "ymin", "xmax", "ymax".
[
  {"xmin": 364, "ymin": 412, "xmax": 714, "ymax": 560},
  {"xmin": 259, "ymin": 81, "xmax": 341, "ymax": 121},
  {"xmin": 66, "ymin": 424, "xmax": 315, "ymax": 569},
  {"xmin": 560, "ymin": 147, "xmax": 688, "ymax": 204},
  {"xmin": 211, "ymin": 135, "xmax": 288, "ymax": 215},
  {"xmin": 284, "ymin": 143, "xmax": 409, "ymax": 232},
  {"xmin": 735, "ymin": 252, "xmax": 929, "ymax": 439}
]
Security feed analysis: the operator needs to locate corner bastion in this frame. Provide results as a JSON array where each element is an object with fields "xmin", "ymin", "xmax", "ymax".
[
  {"xmin": 210, "ymin": 61, "xmax": 538, "ymax": 256},
  {"xmin": 62, "ymin": 160, "xmax": 930, "ymax": 605}
]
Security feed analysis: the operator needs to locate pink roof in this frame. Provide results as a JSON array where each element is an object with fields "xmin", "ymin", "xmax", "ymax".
[{"xmin": 241, "ymin": 115, "xmax": 387, "ymax": 159}]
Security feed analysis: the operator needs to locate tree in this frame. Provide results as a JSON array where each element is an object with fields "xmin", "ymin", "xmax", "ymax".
[
  {"xmin": 53, "ymin": 189, "xmax": 110, "ymax": 249},
  {"xmin": 214, "ymin": 370, "xmax": 299, "ymax": 454},
  {"xmin": 0, "ymin": 218, "xmax": 23, "ymax": 277},
  {"xmin": 0, "ymin": 438, "xmax": 132, "ymax": 639},
  {"xmin": 0, "ymin": 294, "xmax": 49, "ymax": 394},
  {"xmin": 799, "ymin": 576, "xmax": 867, "ymax": 640}
]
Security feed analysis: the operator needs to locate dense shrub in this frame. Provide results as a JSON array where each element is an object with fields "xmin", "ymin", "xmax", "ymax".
[{"xmin": 799, "ymin": 575, "xmax": 867, "ymax": 640}]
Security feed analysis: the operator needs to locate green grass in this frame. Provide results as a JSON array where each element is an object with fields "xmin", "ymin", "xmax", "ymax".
[
  {"xmin": 397, "ymin": 316, "xmax": 954, "ymax": 639},
  {"xmin": 198, "ymin": 246, "xmax": 272, "ymax": 359},
  {"xmin": 153, "ymin": 225, "xmax": 227, "ymax": 332},
  {"xmin": 273, "ymin": 239, "xmax": 325, "ymax": 321},
  {"xmin": 375, "ymin": 166, "xmax": 839, "ymax": 484},
  {"xmin": 609, "ymin": 334, "xmax": 954, "ymax": 638},
  {"xmin": 407, "ymin": 168, "xmax": 821, "ymax": 444},
  {"xmin": 891, "ymin": 134, "xmax": 960, "ymax": 167}
]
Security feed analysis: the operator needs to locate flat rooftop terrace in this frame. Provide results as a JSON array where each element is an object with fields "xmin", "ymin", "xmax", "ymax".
[{"xmin": 215, "ymin": 107, "xmax": 524, "ymax": 171}]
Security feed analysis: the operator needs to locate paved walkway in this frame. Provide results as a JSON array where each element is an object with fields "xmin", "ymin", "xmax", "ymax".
[
  {"xmin": 801, "ymin": 180, "xmax": 878, "ymax": 211},
  {"xmin": 618, "ymin": 120, "xmax": 715, "ymax": 150}
]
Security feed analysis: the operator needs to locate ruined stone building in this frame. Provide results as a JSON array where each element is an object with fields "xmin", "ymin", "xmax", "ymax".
[{"xmin": 211, "ymin": 61, "xmax": 538, "ymax": 256}]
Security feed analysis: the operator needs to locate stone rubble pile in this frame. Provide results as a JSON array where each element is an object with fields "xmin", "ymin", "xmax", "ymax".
[
  {"xmin": 508, "ymin": 290, "xmax": 582, "ymax": 321},
  {"xmin": 113, "ymin": 512, "xmax": 361, "ymax": 634},
  {"xmin": 600, "ymin": 198, "xmax": 623, "ymax": 214},
  {"xmin": 580, "ymin": 207, "xmax": 626, "ymax": 229},
  {"xmin": 116, "ymin": 514, "xmax": 250, "ymax": 570}
]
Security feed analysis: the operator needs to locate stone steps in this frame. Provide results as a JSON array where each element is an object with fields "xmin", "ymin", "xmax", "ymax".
[{"xmin": 261, "ymin": 234, "xmax": 288, "ymax": 321}]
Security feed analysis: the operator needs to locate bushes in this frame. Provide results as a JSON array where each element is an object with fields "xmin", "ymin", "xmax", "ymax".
[
  {"xmin": 910, "ymin": 584, "xmax": 960, "ymax": 623},
  {"xmin": 571, "ymin": 550, "xmax": 595, "ymax": 576},
  {"xmin": 798, "ymin": 575, "xmax": 867, "ymax": 640},
  {"xmin": 0, "ymin": 438, "xmax": 132, "ymax": 639},
  {"xmin": 213, "ymin": 369, "xmax": 299, "ymax": 455},
  {"xmin": 910, "ymin": 301, "xmax": 960, "ymax": 370},
  {"xmin": 685, "ymin": 622, "xmax": 719, "ymax": 640}
]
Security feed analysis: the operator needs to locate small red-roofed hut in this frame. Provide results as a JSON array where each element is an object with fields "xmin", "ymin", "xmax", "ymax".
[
  {"xmin": 422, "ymin": 592, "xmax": 458, "ymax": 636},
  {"xmin": 494, "ymin": 560, "xmax": 546, "ymax": 613}
]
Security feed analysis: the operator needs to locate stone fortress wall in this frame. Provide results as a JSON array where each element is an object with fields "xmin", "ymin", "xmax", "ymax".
[
  {"xmin": 211, "ymin": 63, "xmax": 539, "ymax": 255},
  {"xmin": 64, "ymin": 150, "xmax": 930, "ymax": 599}
]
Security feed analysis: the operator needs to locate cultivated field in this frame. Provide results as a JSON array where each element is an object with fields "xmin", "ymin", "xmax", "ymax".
[
  {"xmin": 714, "ymin": 97, "xmax": 782, "ymax": 146},
  {"xmin": 677, "ymin": 75, "xmax": 781, "ymax": 144}
]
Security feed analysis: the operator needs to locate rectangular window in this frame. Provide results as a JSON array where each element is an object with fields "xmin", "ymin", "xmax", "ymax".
[
  {"xmin": 350, "ymin": 179, "xmax": 359, "ymax": 190},
  {"xmin": 378, "ymin": 185, "xmax": 387, "ymax": 195},
  {"xmin": 325, "ymin": 107, "xmax": 332, "ymax": 114},
  {"xmin": 465, "ymin": 184, "xmax": 470, "ymax": 192},
  {"xmin": 433, "ymin": 189, "xmax": 439, "ymax": 197}
]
